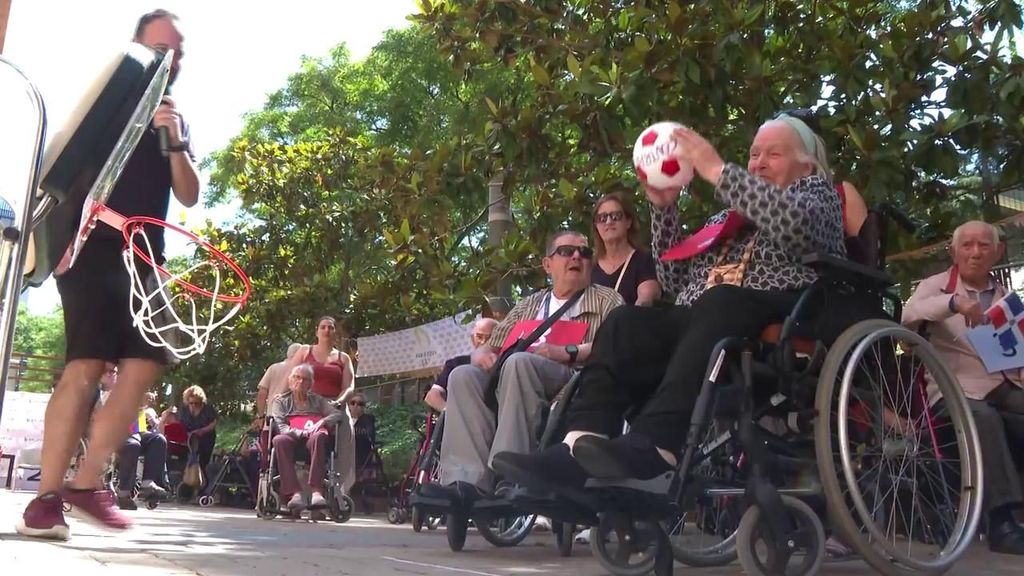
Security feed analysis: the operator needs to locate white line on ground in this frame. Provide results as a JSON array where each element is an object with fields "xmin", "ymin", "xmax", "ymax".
[{"xmin": 382, "ymin": 556, "xmax": 505, "ymax": 576}]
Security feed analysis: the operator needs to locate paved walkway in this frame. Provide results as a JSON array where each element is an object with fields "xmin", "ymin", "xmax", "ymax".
[{"xmin": 2, "ymin": 490, "xmax": 1022, "ymax": 575}]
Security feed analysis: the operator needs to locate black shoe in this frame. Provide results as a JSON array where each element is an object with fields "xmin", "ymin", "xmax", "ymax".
[
  {"xmin": 492, "ymin": 444, "xmax": 590, "ymax": 493},
  {"xmin": 117, "ymin": 492, "xmax": 137, "ymax": 510},
  {"xmin": 572, "ymin": 433, "xmax": 674, "ymax": 480},
  {"xmin": 417, "ymin": 482, "xmax": 459, "ymax": 502},
  {"xmin": 417, "ymin": 481, "xmax": 484, "ymax": 506},
  {"xmin": 988, "ymin": 520, "xmax": 1024, "ymax": 555}
]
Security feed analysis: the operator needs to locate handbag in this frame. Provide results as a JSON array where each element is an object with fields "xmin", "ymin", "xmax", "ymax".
[
  {"xmin": 705, "ymin": 232, "xmax": 758, "ymax": 289},
  {"xmin": 182, "ymin": 435, "xmax": 206, "ymax": 489},
  {"xmin": 483, "ymin": 289, "xmax": 585, "ymax": 413}
]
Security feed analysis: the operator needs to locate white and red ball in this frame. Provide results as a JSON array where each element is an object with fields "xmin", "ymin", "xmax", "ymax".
[{"xmin": 632, "ymin": 121, "xmax": 693, "ymax": 189}]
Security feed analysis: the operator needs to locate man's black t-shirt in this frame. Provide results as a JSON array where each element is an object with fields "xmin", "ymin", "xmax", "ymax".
[
  {"xmin": 91, "ymin": 120, "xmax": 195, "ymax": 264},
  {"xmin": 433, "ymin": 355, "xmax": 471, "ymax": 393}
]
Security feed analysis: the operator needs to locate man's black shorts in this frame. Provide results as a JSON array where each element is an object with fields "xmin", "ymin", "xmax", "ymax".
[{"xmin": 56, "ymin": 238, "xmax": 166, "ymax": 365}]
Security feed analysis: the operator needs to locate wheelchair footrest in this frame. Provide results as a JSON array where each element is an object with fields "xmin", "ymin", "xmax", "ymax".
[
  {"xmin": 509, "ymin": 489, "xmax": 598, "ymax": 526},
  {"xmin": 408, "ymin": 492, "xmax": 458, "ymax": 514},
  {"xmin": 471, "ymin": 497, "xmax": 516, "ymax": 516},
  {"xmin": 584, "ymin": 471, "xmax": 673, "ymax": 494}
]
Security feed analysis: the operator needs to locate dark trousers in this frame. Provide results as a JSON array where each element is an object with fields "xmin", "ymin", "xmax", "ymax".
[
  {"xmin": 566, "ymin": 285, "xmax": 801, "ymax": 451},
  {"xmin": 273, "ymin": 429, "xmax": 332, "ymax": 498},
  {"xmin": 964, "ymin": 381, "xmax": 1024, "ymax": 514},
  {"xmin": 119, "ymin": 431, "xmax": 168, "ymax": 489},
  {"xmin": 195, "ymin": 433, "xmax": 215, "ymax": 472}
]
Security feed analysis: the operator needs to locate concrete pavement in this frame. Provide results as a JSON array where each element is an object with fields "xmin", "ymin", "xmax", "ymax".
[{"xmin": 2, "ymin": 490, "xmax": 1023, "ymax": 576}]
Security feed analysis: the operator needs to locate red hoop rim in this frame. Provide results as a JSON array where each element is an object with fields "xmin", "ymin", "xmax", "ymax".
[{"xmin": 120, "ymin": 215, "xmax": 252, "ymax": 305}]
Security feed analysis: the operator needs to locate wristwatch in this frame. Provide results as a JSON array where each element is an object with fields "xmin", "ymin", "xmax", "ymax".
[{"xmin": 565, "ymin": 344, "xmax": 579, "ymax": 364}]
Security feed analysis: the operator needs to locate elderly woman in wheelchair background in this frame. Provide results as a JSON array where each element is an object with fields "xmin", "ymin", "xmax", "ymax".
[
  {"xmin": 270, "ymin": 363, "xmax": 348, "ymax": 512},
  {"xmin": 494, "ymin": 114, "xmax": 849, "ymax": 492}
]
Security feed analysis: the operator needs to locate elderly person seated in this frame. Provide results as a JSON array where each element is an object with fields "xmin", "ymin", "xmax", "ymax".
[
  {"xmin": 418, "ymin": 230, "xmax": 624, "ymax": 504},
  {"xmin": 116, "ymin": 391, "xmax": 169, "ymax": 509},
  {"xmin": 902, "ymin": 220, "xmax": 1024, "ymax": 555},
  {"xmin": 494, "ymin": 116, "xmax": 847, "ymax": 491},
  {"xmin": 424, "ymin": 318, "xmax": 498, "ymax": 412},
  {"xmin": 271, "ymin": 363, "xmax": 347, "ymax": 512}
]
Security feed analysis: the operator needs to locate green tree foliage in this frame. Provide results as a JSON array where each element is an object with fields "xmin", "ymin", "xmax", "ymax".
[
  {"xmin": 11, "ymin": 304, "xmax": 65, "ymax": 393},
  {"xmin": 12, "ymin": 304, "xmax": 65, "ymax": 360},
  {"xmin": 414, "ymin": 0, "xmax": 1022, "ymax": 245},
  {"xmin": 182, "ymin": 1, "xmax": 1022, "ymax": 411}
]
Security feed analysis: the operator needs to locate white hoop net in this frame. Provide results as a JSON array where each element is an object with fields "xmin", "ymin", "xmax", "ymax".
[{"xmin": 122, "ymin": 225, "xmax": 244, "ymax": 360}]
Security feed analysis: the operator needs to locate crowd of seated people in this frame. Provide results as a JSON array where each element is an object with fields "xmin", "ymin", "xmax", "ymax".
[{"xmin": 493, "ymin": 115, "xmax": 852, "ymax": 493}]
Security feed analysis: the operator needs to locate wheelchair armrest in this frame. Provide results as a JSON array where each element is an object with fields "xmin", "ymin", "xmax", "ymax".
[{"xmin": 801, "ymin": 252, "xmax": 895, "ymax": 288}]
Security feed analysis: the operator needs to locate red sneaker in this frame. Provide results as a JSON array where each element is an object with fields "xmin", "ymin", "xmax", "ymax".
[
  {"xmin": 15, "ymin": 492, "xmax": 70, "ymax": 540},
  {"xmin": 63, "ymin": 488, "xmax": 132, "ymax": 531}
]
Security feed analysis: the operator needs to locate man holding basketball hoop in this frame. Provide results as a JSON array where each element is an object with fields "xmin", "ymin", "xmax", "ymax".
[{"xmin": 17, "ymin": 9, "xmax": 200, "ymax": 540}]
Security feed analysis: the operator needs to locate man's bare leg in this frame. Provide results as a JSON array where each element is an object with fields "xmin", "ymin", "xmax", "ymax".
[
  {"xmin": 71, "ymin": 358, "xmax": 163, "ymax": 488},
  {"xmin": 36, "ymin": 359, "xmax": 105, "ymax": 495}
]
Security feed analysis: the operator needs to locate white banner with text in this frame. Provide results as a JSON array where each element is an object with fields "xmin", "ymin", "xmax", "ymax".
[{"xmin": 356, "ymin": 311, "xmax": 475, "ymax": 377}]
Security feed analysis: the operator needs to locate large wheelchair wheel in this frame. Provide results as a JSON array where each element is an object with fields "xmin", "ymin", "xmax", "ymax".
[
  {"xmin": 475, "ymin": 513, "xmax": 536, "ymax": 548},
  {"xmin": 814, "ymin": 320, "xmax": 982, "ymax": 576}
]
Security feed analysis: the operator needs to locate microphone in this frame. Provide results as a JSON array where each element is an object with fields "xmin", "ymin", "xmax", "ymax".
[{"xmin": 158, "ymin": 126, "xmax": 171, "ymax": 157}]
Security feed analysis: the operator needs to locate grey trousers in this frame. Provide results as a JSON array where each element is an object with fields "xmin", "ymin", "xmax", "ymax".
[
  {"xmin": 439, "ymin": 352, "xmax": 572, "ymax": 490},
  {"xmin": 965, "ymin": 382, "xmax": 1024, "ymax": 513}
]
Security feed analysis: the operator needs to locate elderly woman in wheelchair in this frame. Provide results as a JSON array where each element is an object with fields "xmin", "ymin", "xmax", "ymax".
[
  {"xmin": 255, "ymin": 363, "xmax": 355, "ymax": 522},
  {"xmin": 494, "ymin": 118, "xmax": 982, "ymax": 576}
]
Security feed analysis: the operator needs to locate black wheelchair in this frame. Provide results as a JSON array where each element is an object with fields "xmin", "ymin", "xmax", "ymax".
[
  {"xmin": 507, "ymin": 207, "xmax": 983, "ymax": 576},
  {"xmin": 254, "ymin": 417, "xmax": 355, "ymax": 523},
  {"xmin": 407, "ymin": 367, "xmax": 602, "ymax": 552}
]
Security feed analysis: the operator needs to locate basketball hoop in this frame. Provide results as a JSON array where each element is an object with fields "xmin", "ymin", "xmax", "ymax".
[{"xmin": 94, "ymin": 205, "xmax": 251, "ymax": 360}]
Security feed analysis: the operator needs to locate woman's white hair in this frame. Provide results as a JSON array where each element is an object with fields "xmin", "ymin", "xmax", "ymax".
[{"xmin": 766, "ymin": 117, "xmax": 832, "ymax": 182}]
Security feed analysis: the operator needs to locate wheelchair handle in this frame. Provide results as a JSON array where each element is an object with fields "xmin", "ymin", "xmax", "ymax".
[{"xmin": 876, "ymin": 203, "xmax": 916, "ymax": 234}]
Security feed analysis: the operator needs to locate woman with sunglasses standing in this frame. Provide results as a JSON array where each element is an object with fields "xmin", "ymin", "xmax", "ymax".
[{"xmin": 590, "ymin": 192, "xmax": 662, "ymax": 306}]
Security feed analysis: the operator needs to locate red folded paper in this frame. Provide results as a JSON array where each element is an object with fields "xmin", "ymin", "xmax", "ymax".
[
  {"xmin": 660, "ymin": 211, "xmax": 745, "ymax": 262},
  {"xmin": 288, "ymin": 415, "xmax": 321, "ymax": 431},
  {"xmin": 500, "ymin": 320, "xmax": 589, "ymax": 354}
]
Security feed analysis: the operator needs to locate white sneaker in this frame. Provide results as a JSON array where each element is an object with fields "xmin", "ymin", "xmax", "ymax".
[
  {"xmin": 533, "ymin": 516, "xmax": 552, "ymax": 532},
  {"xmin": 309, "ymin": 492, "xmax": 327, "ymax": 509},
  {"xmin": 575, "ymin": 528, "xmax": 591, "ymax": 544},
  {"xmin": 287, "ymin": 493, "xmax": 305, "ymax": 511}
]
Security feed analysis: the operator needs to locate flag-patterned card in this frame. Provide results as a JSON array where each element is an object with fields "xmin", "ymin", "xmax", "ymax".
[{"xmin": 966, "ymin": 292, "xmax": 1024, "ymax": 373}]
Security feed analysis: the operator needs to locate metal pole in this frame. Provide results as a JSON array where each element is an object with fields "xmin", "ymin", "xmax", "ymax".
[
  {"xmin": 487, "ymin": 174, "xmax": 513, "ymax": 316},
  {"xmin": 0, "ymin": 54, "xmax": 47, "ymax": 427}
]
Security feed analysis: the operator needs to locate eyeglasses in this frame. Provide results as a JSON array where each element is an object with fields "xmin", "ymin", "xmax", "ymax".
[
  {"xmin": 550, "ymin": 245, "xmax": 594, "ymax": 259},
  {"xmin": 349, "ymin": 401, "xmax": 366, "ymax": 407},
  {"xmin": 595, "ymin": 210, "xmax": 626, "ymax": 224},
  {"xmin": 187, "ymin": 401, "xmax": 202, "ymax": 407}
]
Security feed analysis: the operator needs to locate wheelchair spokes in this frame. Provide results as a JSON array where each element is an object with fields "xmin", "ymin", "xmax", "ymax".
[
  {"xmin": 664, "ymin": 417, "xmax": 743, "ymax": 567},
  {"xmin": 815, "ymin": 320, "xmax": 982, "ymax": 576}
]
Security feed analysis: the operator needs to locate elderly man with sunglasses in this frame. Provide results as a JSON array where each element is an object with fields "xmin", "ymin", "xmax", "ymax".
[{"xmin": 420, "ymin": 230, "xmax": 624, "ymax": 504}]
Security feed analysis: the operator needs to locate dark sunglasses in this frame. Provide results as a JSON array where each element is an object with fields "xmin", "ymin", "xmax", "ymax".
[
  {"xmin": 550, "ymin": 245, "xmax": 594, "ymax": 259},
  {"xmin": 594, "ymin": 210, "xmax": 626, "ymax": 224},
  {"xmin": 349, "ymin": 401, "xmax": 366, "ymax": 407}
]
